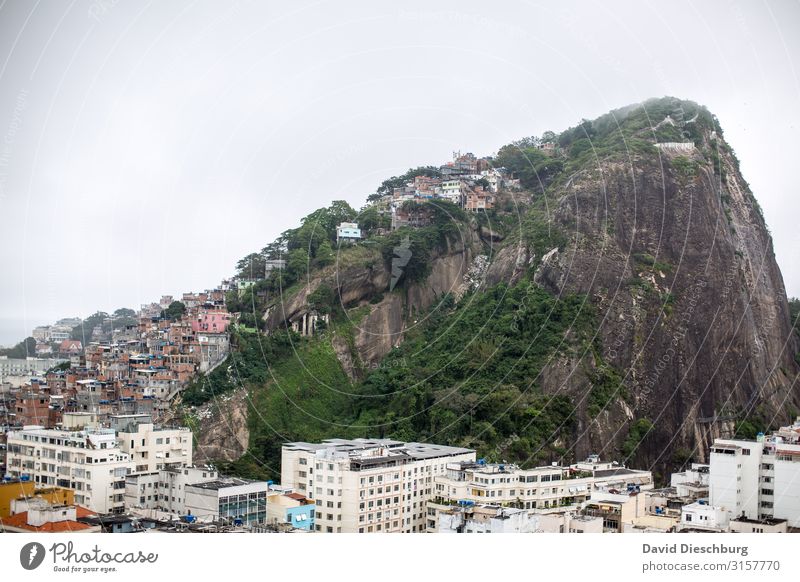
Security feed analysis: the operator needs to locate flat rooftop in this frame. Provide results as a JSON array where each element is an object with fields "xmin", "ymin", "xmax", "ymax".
[
  {"xmin": 731, "ymin": 516, "xmax": 787, "ymax": 526},
  {"xmin": 284, "ymin": 438, "xmax": 473, "ymax": 461},
  {"xmin": 594, "ymin": 467, "xmax": 643, "ymax": 478},
  {"xmin": 187, "ymin": 478, "xmax": 257, "ymax": 491}
]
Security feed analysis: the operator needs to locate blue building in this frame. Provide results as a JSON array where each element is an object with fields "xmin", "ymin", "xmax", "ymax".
[
  {"xmin": 267, "ymin": 491, "xmax": 315, "ymax": 531},
  {"xmin": 336, "ymin": 222, "xmax": 361, "ymax": 243}
]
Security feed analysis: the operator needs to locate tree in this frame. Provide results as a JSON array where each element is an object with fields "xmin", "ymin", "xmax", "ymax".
[
  {"xmin": 494, "ymin": 143, "xmax": 561, "ymax": 189},
  {"xmin": 161, "ymin": 301, "xmax": 187, "ymax": 321},
  {"xmin": 71, "ymin": 312, "xmax": 109, "ymax": 341},
  {"xmin": 113, "ymin": 307, "xmax": 136, "ymax": 318},
  {"xmin": 541, "ymin": 130, "xmax": 557, "ymax": 143},
  {"xmin": 357, "ymin": 206, "xmax": 389, "ymax": 234},
  {"xmin": 315, "ymin": 239, "xmax": 335, "ymax": 267},
  {"xmin": 307, "ymin": 284, "xmax": 337, "ymax": 315},
  {"xmin": 237, "ymin": 253, "xmax": 267, "ymax": 280},
  {"xmin": 0, "ymin": 337, "xmax": 36, "ymax": 358},
  {"xmin": 261, "ymin": 239, "xmax": 287, "ymax": 260},
  {"xmin": 377, "ymin": 166, "xmax": 441, "ymax": 195}
]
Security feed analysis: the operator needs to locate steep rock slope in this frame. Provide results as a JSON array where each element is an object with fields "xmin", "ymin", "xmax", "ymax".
[{"xmin": 533, "ymin": 106, "xmax": 799, "ymax": 467}]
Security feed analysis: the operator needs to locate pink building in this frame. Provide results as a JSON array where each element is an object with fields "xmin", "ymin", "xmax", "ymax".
[{"xmin": 191, "ymin": 311, "xmax": 231, "ymax": 334}]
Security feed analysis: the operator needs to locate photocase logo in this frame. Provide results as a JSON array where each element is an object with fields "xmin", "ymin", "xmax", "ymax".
[
  {"xmin": 19, "ymin": 542, "xmax": 46, "ymax": 570},
  {"xmin": 390, "ymin": 235, "xmax": 412, "ymax": 291}
]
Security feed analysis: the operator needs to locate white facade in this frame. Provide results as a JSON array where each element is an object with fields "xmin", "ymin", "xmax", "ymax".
[
  {"xmin": 709, "ymin": 418, "xmax": 800, "ymax": 527},
  {"xmin": 115, "ymin": 418, "xmax": 192, "ymax": 474},
  {"xmin": 6, "ymin": 427, "xmax": 133, "ymax": 514},
  {"xmin": 678, "ymin": 501, "xmax": 729, "ymax": 532},
  {"xmin": 125, "ymin": 466, "xmax": 218, "ymax": 514},
  {"xmin": 336, "ymin": 222, "xmax": 362, "ymax": 242},
  {"xmin": 428, "ymin": 456, "xmax": 652, "ymax": 531},
  {"xmin": 0, "ymin": 356, "xmax": 67, "ymax": 379},
  {"xmin": 281, "ymin": 438, "xmax": 475, "ymax": 533},
  {"xmin": 440, "ymin": 180, "xmax": 462, "ymax": 203},
  {"xmin": 438, "ymin": 505, "xmax": 535, "ymax": 533},
  {"xmin": 670, "ymin": 463, "xmax": 709, "ymax": 499},
  {"xmin": 480, "ymin": 170, "xmax": 501, "ymax": 193}
]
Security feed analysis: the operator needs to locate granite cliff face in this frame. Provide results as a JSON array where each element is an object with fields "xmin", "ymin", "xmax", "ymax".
[{"xmin": 531, "ymin": 119, "xmax": 799, "ymax": 467}]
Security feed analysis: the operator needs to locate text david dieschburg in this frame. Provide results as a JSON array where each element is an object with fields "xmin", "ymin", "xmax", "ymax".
[{"xmin": 643, "ymin": 543, "xmax": 748, "ymax": 558}]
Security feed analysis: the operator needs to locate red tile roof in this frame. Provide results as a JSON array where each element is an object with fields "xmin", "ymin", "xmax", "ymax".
[{"xmin": 59, "ymin": 339, "xmax": 82, "ymax": 351}]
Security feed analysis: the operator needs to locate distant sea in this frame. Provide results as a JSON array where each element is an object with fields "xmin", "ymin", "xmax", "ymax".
[{"xmin": 0, "ymin": 316, "xmax": 51, "ymax": 349}]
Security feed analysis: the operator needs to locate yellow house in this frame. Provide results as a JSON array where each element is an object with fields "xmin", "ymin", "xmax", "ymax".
[
  {"xmin": 0, "ymin": 480, "xmax": 75, "ymax": 518},
  {"xmin": 0, "ymin": 480, "xmax": 35, "ymax": 518}
]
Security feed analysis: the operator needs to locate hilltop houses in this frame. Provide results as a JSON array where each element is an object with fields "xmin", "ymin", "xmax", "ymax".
[{"xmin": 375, "ymin": 152, "xmax": 513, "ymax": 230}]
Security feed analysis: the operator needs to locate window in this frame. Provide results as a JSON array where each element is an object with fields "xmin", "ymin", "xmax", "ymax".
[{"xmin": 299, "ymin": 458, "xmax": 307, "ymax": 466}]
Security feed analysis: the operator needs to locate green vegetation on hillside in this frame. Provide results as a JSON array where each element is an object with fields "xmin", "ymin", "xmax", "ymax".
[
  {"xmin": 493, "ymin": 97, "xmax": 721, "ymax": 196},
  {"xmin": 351, "ymin": 280, "xmax": 596, "ymax": 464},
  {"xmin": 374, "ymin": 166, "xmax": 441, "ymax": 198},
  {"xmin": 181, "ymin": 328, "xmax": 298, "ymax": 407},
  {"xmin": 69, "ymin": 308, "xmax": 138, "ymax": 342},
  {"xmin": 221, "ymin": 277, "xmax": 606, "ymax": 480}
]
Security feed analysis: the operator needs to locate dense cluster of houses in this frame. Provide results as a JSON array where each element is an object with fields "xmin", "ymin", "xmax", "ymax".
[
  {"xmin": 0, "ymin": 286, "xmax": 233, "ymax": 438},
  {"xmin": 328, "ymin": 151, "xmax": 524, "ymax": 241},
  {"xmin": 382, "ymin": 152, "xmax": 520, "ymax": 221}
]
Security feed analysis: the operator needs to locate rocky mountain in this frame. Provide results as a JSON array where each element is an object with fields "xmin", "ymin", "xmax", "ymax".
[{"xmin": 186, "ymin": 97, "xmax": 799, "ymax": 481}]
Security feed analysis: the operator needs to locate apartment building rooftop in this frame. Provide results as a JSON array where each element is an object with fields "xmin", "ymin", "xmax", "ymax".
[
  {"xmin": 594, "ymin": 467, "xmax": 643, "ymax": 478},
  {"xmin": 187, "ymin": 477, "xmax": 256, "ymax": 491},
  {"xmin": 732, "ymin": 515, "xmax": 788, "ymax": 526},
  {"xmin": 284, "ymin": 438, "xmax": 473, "ymax": 461}
]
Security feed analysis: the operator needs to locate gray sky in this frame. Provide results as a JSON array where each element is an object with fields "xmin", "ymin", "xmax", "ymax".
[{"xmin": 0, "ymin": 0, "xmax": 799, "ymax": 345}]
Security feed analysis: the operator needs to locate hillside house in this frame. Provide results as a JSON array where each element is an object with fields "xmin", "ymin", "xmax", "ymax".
[{"xmin": 336, "ymin": 222, "xmax": 361, "ymax": 243}]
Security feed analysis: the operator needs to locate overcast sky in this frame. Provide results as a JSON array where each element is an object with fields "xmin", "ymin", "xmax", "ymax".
[{"xmin": 0, "ymin": 0, "xmax": 798, "ymax": 345}]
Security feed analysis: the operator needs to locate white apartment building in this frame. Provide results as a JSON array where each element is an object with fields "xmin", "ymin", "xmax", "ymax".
[
  {"xmin": 439, "ymin": 504, "xmax": 534, "ymax": 533},
  {"xmin": 113, "ymin": 415, "xmax": 192, "ymax": 474},
  {"xmin": 5, "ymin": 426, "xmax": 133, "ymax": 514},
  {"xmin": 670, "ymin": 462, "xmax": 709, "ymax": 499},
  {"xmin": 125, "ymin": 465, "xmax": 218, "ymax": 514},
  {"xmin": 427, "ymin": 455, "xmax": 652, "ymax": 532},
  {"xmin": 0, "ymin": 356, "xmax": 67, "ymax": 379},
  {"xmin": 480, "ymin": 170, "xmax": 501, "ymax": 193},
  {"xmin": 710, "ymin": 417, "xmax": 800, "ymax": 527},
  {"xmin": 281, "ymin": 438, "xmax": 476, "ymax": 533},
  {"xmin": 678, "ymin": 500, "xmax": 729, "ymax": 532}
]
